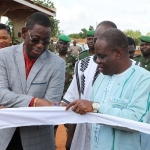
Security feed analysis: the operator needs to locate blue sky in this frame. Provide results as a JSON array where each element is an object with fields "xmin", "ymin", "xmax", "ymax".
[{"xmin": 51, "ymin": 0, "xmax": 150, "ymax": 35}]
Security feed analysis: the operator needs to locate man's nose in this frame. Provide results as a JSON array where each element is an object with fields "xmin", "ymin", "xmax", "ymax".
[{"xmin": 96, "ymin": 57, "xmax": 101, "ymax": 64}]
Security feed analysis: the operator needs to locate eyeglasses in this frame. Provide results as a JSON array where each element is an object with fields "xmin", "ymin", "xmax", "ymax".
[{"xmin": 28, "ymin": 30, "xmax": 50, "ymax": 46}]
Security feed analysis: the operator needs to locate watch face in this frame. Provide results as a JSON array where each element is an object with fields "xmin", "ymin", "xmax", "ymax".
[{"xmin": 92, "ymin": 102, "xmax": 100, "ymax": 112}]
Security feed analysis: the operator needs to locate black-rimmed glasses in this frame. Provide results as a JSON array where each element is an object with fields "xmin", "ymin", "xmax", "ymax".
[{"xmin": 28, "ymin": 30, "xmax": 50, "ymax": 46}]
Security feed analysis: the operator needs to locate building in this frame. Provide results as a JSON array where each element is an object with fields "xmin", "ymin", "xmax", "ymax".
[{"xmin": 0, "ymin": 0, "xmax": 56, "ymax": 36}]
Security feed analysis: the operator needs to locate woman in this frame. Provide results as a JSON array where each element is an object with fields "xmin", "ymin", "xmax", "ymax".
[{"xmin": 0, "ymin": 23, "xmax": 12, "ymax": 49}]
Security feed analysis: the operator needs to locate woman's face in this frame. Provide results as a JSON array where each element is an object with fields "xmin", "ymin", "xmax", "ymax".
[{"xmin": 0, "ymin": 29, "xmax": 11, "ymax": 49}]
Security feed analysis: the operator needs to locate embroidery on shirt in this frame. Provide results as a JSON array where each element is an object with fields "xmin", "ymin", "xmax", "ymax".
[
  {"xmin": 81, "ymin": 74, "xmax": 85, "ymax": 94},
  {"xmin": 80, "ymin": 57, "xmax": 90, "ymax": 72}
]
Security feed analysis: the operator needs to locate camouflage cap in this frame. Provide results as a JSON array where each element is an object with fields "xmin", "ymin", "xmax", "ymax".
[
  {"xmin": 86, "ymin": 30, "xmax": 95, "ymax": 37},
  {"xmin": 139, "ymin": 36, "xmax": 150, "ymax": 43},
  {"xmin": 58, "ymin": 34, "xmax": 71, "ymax": 43}
]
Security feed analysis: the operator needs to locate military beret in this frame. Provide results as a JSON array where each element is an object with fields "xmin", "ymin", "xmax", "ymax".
[
  {"xmin": 86, "ymin": 30, "xmax": 95, "ymax": 37},
  {"xmin": 139, "ymin": 36, "xmax": 150, "ymax": 43},
  {"xmin": 58, "ymin": 34, "xmax": 71, "ymax": 42}
]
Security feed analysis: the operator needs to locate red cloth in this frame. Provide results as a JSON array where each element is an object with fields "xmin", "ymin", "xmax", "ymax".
[
  {"xmin": 24, "ymin": 52, "xmax": 37, "ymax": 106},
  {"xmin": 24, "ymin": 52, "xmax": 36, "ymax": 79}
]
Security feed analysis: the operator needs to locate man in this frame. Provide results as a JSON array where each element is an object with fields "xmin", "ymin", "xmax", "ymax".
[
  {"xmin": 0, "ymin": 12, "xmax": 65, "ymax": 150},
  {"xmin": 79, "ymin": 30, "xmax": 95, "ymax": 60},
  {"xmin": 127, "ymin": 36, "xmax": 136, "ymax": 59},
  {"xmin": 14, "ymin": 32, "xmax": 23, "ymax": 45},
  {"xmin": 66, "ymin": 28, "xmax": 150, "ymax": 150},
  {"xmin": 49, "ymin": 39, "xmax": 56, "ymax": 53},
  {"xmin": 134, "ymin": 36, "xmax": 150, "ymax": 71},
  {"xmin": 69, "ymin": 40, "xmax": 81, "ymax": 57},
  {"xmin": 62, "ymin": 21, "xmax": 117, "ymax": 150},
  {"xmin": 57, "ymin": 34, "xmax": 78, "ymax": 96}
]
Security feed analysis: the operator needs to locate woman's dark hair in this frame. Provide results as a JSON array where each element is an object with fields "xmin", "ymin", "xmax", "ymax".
[{"xmin": 0, "ymin": 23, "xmax": 11, "ymax": 36}]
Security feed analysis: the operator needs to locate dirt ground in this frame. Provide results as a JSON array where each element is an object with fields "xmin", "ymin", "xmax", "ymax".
[{"xmin": 55, "ymin": 125, "xmax": 67, "ymax": 150}]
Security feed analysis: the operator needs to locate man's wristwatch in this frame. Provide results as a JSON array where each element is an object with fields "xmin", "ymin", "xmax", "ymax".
[{"xmin": 92, "ymin": 102, "xmax": 100, "ymax": 113}]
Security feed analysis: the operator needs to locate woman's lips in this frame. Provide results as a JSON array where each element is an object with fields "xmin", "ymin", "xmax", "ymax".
[{"xmin": 0, "ymin": 44, "xmax": 5, "ymax": 48}]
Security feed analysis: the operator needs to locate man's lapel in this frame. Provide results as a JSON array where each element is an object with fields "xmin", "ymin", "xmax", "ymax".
[
  {"xmin": 15, "ymin": 43, "xmax": 27, "ymax": 94},
  {"xmin": 26, "ymin": 51, "xmax": 47, "ymax": 92}
]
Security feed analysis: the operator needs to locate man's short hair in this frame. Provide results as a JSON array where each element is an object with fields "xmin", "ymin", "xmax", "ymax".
[
  {"xmin": 97, "ymin": 21, "xmax": 117, "ymax": 29},
  {"xmin": 127, "ymin": 36, "xmax": 136, "ymax": 48},
  {"xmin": 26, "ymin": 12, "xmax": 51, "ymax": 30},
  {"xmin": 0, "ymin": 23, "xmax": 11, "ymax": 36},
  {"xmin": 98, "ymin": 28, "xmax": 128, "ymax": 52}
]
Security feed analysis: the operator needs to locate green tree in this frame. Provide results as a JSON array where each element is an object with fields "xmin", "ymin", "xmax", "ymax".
[
  {"xmin": 68, "ymin": 25, "xmax": 95, "ymax": 39},
  {"xmin": 89, "ymin": 26, "xmax": 94, "ymax": 30},
  {"xmin": 123, "ymin": 29, "xmax": 142, "ymax": 46},
  {"xmin": 146, "ymin": 32, "xmax": 150, "ymax": 36},
  {"xmin": 49, "ymin": 17, "xmax": 60, "ymax": 37},
  {"xmin": 33, "ymin": 0, "xmax": 55, "ymax": 8},
  {"xmin": 33, "ymin": 0, "xmax": 60, "ymax": 38},
  {"xmin": 6, "ymin": 19, "xmax": 15, "ymax": 43}
]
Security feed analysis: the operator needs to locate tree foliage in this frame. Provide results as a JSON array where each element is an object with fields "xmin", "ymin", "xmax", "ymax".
[
  {"xmin": 49, "ymin": 17, "xmax": 60, "ymax": 37},
  {"xmin": 69, "ymin": 26, "xmax": 94, "ymax": 39},
  {"xmin": 123, "ymin": 29, "xmax": 142, "ymax": 46},
  {"xmin": 6, "ymin": 19, "xmax": 15, "ymax": 43},
  {"xmin": 33, "ymin": 0, "xmax": 55, "ymax": 8},
  {"xmin": 33, "ymin": 0, "xmax": 60, "ymax": 38},
  {"xmin": 146, "ymin": 32, "xmax": 150, "ymax": 36}
]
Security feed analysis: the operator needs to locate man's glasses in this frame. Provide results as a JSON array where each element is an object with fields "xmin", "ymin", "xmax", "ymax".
[{"xmin": 28, "ymin": 30, "xmax": 50, "ymax": 46}]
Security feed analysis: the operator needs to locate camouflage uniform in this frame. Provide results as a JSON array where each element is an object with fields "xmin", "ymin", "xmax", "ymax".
[
  {"xmin": 79, "ymin": 50, "xmax": 92, "ymax": 60},
  {"xmin": 48, "ymin": 43, "xmax": 56, "ymax": 53},
  {"xmin": 63, "ymin": 52, "xmax": 78, "ymax": 96},
  {"xmin": 134, "ymin": 55, "xmax": 150, "ymax": 71},
  {"xmin": 13, "ymin": 37, "xmax": 23, "ymax": 45}
]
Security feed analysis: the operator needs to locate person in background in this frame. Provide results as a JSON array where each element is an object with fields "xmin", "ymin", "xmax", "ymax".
[
  {"xmin": 134, "ymin": 36, "xmax": 150, "ymax": 71},
  {"xmin": 57, "ymin": 34, "xmax": 78, "ymax": 97},
  {"xmin": 79, "ymin": 30, "xmax": 95, "ymax": 60},
  {"xmin": 0, "ymin": 12, "xmax": 65, "ymax": 150},
  {"xmin": 56, "ymin": 34, "xmax": 77, "ymax": 133},
  {"xmin": 13, "ymin": 32, "xmax": 23, "ymax": 45},
  {"xmin": 62, "ymin": 21, "xmax": 117, "ymax": 150},
  {"xmin": 0, "ymin": 23, "xmax": 12, "ymax": 49},
  {"xmin": 49, "ymin": 39, "xmax": 56, "ymax": 53},
  {"xmin": 127, "ymin": 36, "xmax": 136, "ymax": 59},
  {"xmin": 66, "ymin": 28, "xmax": 150, "ymax": 150},
  {"xmin": 69, "ymin": 40, "xmax": 81, "ymax": 57}
]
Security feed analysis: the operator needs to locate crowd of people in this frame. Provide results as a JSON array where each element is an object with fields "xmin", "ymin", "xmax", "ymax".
[{"xmin": 0, "ymin": 12, "xmax": 150, "ymax": 150}]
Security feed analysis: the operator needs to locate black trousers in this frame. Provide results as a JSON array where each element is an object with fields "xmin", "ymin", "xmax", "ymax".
[{"xmin": 6, "ymin": 130, "xmax": 23, "ymax": 150}]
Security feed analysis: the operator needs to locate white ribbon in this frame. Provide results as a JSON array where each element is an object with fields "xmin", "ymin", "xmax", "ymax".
[{"xmin": 0, "ymin": 107, "xmax": 150, "ymax": 134}]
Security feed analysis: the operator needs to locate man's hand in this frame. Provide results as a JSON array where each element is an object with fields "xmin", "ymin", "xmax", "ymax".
[
  {"xmin": 59, "ymin": 101, "xmax": 68, "ymax": 107},
  {"xmin": 66, "ymin": 99, "xmax": 93, "ymax": 115},
  {"xmin": 35, "ymin": 98, "xmax": 54, "ymax": 107}
]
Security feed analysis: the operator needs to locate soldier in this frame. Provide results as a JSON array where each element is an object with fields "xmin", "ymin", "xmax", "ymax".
[
  {"xmin": 134, "ymin": 36, "xmax": 150, "ymax": 71},
  {"xmin": 79, "ymin": 30, "xmax": 95, "ymax": 60},
  {"xmin": 49, "ymin": 39, "xmax": 56, "ymax": 53},
  {"xmin": 13, "ymin": 32, "xmax": 23, "ymax": 45},
  {"xmin": 127, "ymin": 36, "xmax": 136, "ymax": 59},
  {"xmin": 55, "ymin": 34, "xmax": 77, "ymax": 137},
  {"xmin": 57, "ymin": 34, "xmax": 78, "ymax": 96}
]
